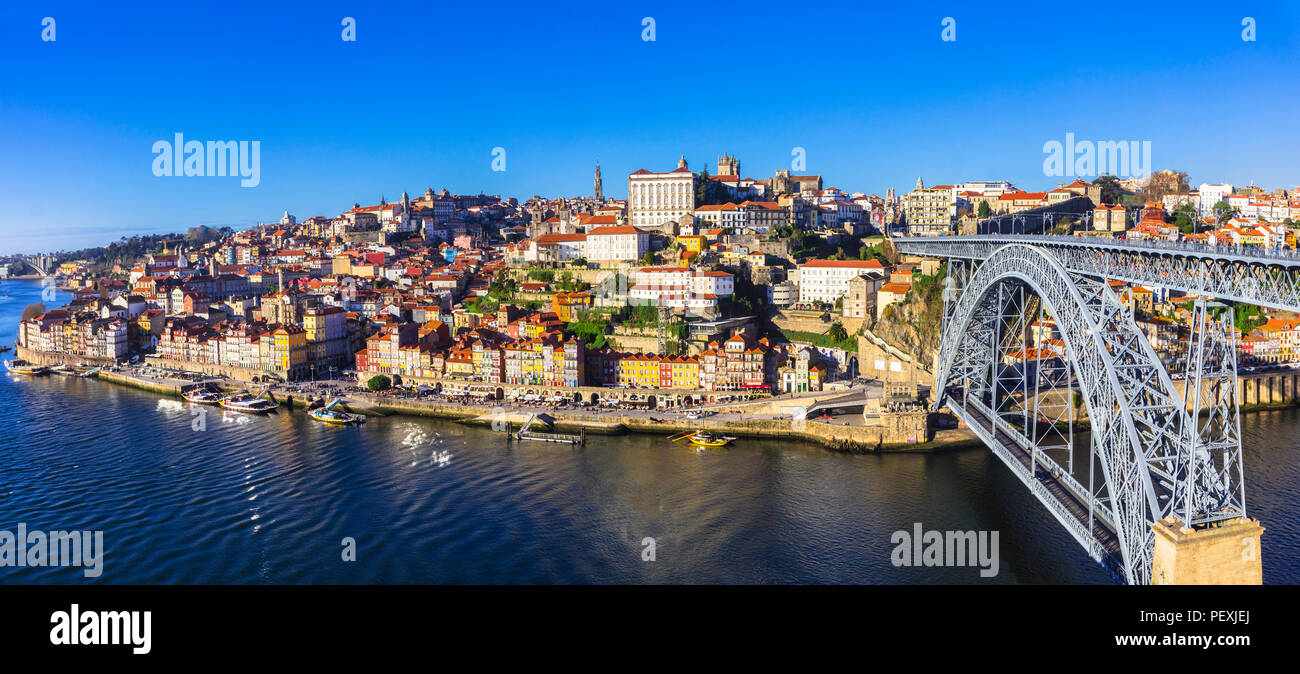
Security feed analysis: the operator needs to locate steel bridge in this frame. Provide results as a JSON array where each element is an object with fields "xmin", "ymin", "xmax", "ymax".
[{"xmin": 894, "ymin": 235, "xmax": 1258, "ymax": 585}]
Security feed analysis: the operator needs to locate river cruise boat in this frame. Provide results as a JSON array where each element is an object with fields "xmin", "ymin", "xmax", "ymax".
[
  {"xmin": 182, "ymin": 387, "xmax": 222, "ymax": 405},
  {"xmin": 220, "ymin": 392, "xmax": 278, "ymax": 414},
  {"xmin": 4, "ymin": 359, "xmax": 48, "ymax": 375}
]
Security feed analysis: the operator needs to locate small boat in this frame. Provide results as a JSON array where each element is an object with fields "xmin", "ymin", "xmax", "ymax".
[
  {"xmin": 4, "ymin": 359, "xmax": 48, "ymax": 375},
  {"xmin": 182, "ymin": 387, "xmax": 222, "ymax": 405},
  {"xmin": 0, "ymin": 345, "xmax": 11, "ymax": 354},
  {"xmin": 668, "ymin": 430, "xmax": 737, "ymax": 447},
  {"xmin": 308, "ymin": 400, "xmax": 363, "ymax": 426},
  {"xmin": 220, "ymin": 391, "xmax": 279, "ymax": 414}
]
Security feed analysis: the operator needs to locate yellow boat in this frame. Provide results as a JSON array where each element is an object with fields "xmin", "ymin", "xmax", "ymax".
[
  {"xmin": 308, "ymin": 400, "xmax": 363, "ymax": 426},
  {"xmin": 669, "ymin": 430, "xmax": 736, "ymax": 447},
  {"xmin": 4, "ymin": 359, "xmax": 48, "ymax": 375}
]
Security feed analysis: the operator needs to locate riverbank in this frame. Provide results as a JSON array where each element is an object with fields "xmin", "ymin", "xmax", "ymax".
[
  {"xmin": 38, "ymin": 342, "xmax": 1300, "ymax": 454},
  {"xmin": 85, "ymin": 365, "xmax": 977, "ymax": 453}
]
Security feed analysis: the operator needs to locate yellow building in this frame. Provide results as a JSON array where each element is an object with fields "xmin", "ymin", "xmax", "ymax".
[
  {"xmin": 552, "ymin": 292, "xmax": 593, "ymax": 323},
  {"xmin": 677, "ymin": 235, "xmax": 706, "ymax": 257},
  {"xmin": 617, "ymin": 353, "xmax": 660, "ymax": 388},
  {"xmin": 667, "ymin": 355, "xmax": 699, "ymax": 389},
  {"xmin": 271, "ymin": 325, "xmax": 308, "ymax": 376}
]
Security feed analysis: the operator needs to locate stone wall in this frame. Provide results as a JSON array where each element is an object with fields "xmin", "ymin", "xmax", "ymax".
[{"xmin": 14, "ymin": 346, "xmax": 116, "ymax": 367}]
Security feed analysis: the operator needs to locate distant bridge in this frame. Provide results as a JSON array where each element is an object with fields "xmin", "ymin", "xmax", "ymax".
[{"xmin": 895, "ymin": 235, "xmax": 1250, "ymax": 584}]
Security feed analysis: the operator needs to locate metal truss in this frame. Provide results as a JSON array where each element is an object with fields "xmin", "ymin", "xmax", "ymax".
[
  {"xmin": 897, "ymin": 235, "xmax": 1300, "ymax": 312},
  {"xmin": 1177, "ymin": 300, "xmax": 1247, "ymax": 526},
  {"xmin": 931, "ymin": 243, "xmax": 1242, "ymax": 584}
]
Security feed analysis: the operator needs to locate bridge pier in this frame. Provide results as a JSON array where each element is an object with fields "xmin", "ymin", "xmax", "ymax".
[{"xmin": 1151, "ymin": 517, "xmax": 1263, "ymax": 585}]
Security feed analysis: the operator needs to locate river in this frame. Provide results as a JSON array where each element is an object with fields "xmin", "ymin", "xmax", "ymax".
[{"xmin": 0, "ymin": 278, "xmax": 1295, "ymax": 583}]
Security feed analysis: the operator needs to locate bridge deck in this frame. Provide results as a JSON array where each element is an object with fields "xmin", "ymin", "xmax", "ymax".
[{"xmin": 953, "ymin": 397, "xmax": 1124, "ymax": 574}]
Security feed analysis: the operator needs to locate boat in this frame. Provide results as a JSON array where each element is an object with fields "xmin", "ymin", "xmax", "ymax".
[
  {"xmin": 308, "ymin": 399, "xmax": 364, "ymax": 426},
  {"xmin": 4, "ymin": 359, "xmax": 48, "ymax": 375},
  {"xmin": 182, "ymin": 386, "xmax": 222, "ymax": 405},
  {"xmin": 220, "ymin": 391, "xmax": 279, "ymax": 414},
  {"xmin": 668, "ymin": 430, "xmax": 737, "ymax": 447}
]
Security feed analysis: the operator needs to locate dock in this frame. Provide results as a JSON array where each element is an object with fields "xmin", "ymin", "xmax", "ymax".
[{"xmin": 512, "ymin": 414, "xmax": 586, "ymax": 445}]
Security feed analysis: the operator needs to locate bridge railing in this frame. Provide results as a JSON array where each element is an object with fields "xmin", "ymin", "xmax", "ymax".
[{"xmin": 897, "ymin": 232, "xmax": 1300, "ymax": 264}]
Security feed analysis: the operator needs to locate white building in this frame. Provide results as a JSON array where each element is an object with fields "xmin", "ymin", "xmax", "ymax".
[
  {"xmin": 797, "ymin": 259, "xmax": 888, "ymax": 305},
  {"xmin": 628, "ymin": 157, "xmax": 697, "ymax": 231},
  {"xmin": 768, "ymin": 280, "xmax": 799, "ymax": 306},
  {"xmin": 530, "ymin": 233, "xmax": 588, "ymax": 263},
  {"xmin": 585, "ymin": 226, "xmax": 650, "ymax": 262},
  {"xmin": 1198, "ymin": 183, "xmax": 1234, "ymax": 217},
  {"xmin": 631, "ymin": 267, "xmax": 734, "ymax": 302}
]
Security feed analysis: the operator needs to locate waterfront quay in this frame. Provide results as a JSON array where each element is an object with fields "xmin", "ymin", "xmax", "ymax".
[{"xmin": 77, "ymin": 357, "xmax": 961, "ymax": 453}]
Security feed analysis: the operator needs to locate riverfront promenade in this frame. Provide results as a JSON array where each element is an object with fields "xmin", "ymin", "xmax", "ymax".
[{"xmin": 80, "ymin": 361, "xmax": 975, "ymax": 453}]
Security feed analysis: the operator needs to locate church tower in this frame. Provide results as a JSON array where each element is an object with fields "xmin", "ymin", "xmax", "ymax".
[
  {"xmin": 677, "ymin": 155, "xmax": 688, "ymax": 170},
  {"xmin": 915, "ymin": 177, "xmax": 924, "ymax": 190},
  {"xmin": 594, "ymin": 164, "xmax": 604, "ymax": 201},
  {"xmin": 718, "ymin": 153, "xmax": 739, "ymax": 177}
]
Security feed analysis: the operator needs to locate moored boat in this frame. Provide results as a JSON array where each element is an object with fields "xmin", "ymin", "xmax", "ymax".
[
  {"xmin": 220, "ymin": 392, "xmax": 279, "ymax": 413},
  {"xmin": 182, "ymin": 387, "xmax": 222, "ymax": 405},
  {"xmin": 668, "ymin": 430, "xmax": 737, "ymax": 447},
  {"xmin": 4, "ymin": 359, "xmax": 48, "ymax": 375},
  {"xmin": 308, "ymin": 400, "xmax": 363, "ymax": 426}
]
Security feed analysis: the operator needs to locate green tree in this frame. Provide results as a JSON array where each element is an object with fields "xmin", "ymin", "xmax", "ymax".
[
  {"xmin": 1212, "ymin": 200, "xmax": 1237, "ymax": 225},
  {"xmin": 366, "ymin": 375, "xmax": 392, "ymax": 392},
  {"xmin": 828, "ymin": 321, "xmax": 848, "ymax": 343},
  {"xmin": 642, "ymin": 252, "xmax": 655, "ymax": 266},
  {"xmin": 1172, "ymin": 203, "xmax": 1196, "ymax": 234},
  {"xmin": 1093, "ymin": 174, "xmax": 1123, "ymax": 204},
  {"xmin": 695, "ymin": 166, "xmax": 711, "ymax": 205},
  {"xmin": 977, "ymin": 201, "xmax": 992, "ymax": 218}
]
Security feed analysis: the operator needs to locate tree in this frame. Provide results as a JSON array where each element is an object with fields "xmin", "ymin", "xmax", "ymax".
[
  {"xmin": 642, "ymin": 252, "xmax": 655, "ymax": 266},
  {"xmin": 1093, "ymin": 174, "xmax": 1123, "ymax": 204},
  {"xmin": 1144, "ymin": 170, "xmax": 1191, "ymax": 202},
  {"xmin": 1172, "ymin": 203, "xmax": 1196, "ymax": 234},
  {"xmin": 977, "ymin": 201, "xmax": 992, "ymax": 218},
  {"xmin": 695, "ymin": 166, "xmax": 711, "ymax": 205},
  {"xmin": 366, "ymin": 375, "xmax": 392, "ymax": 392},
  {"xmin": 828, "ymin": 321, "xmax": 848, "ymax": 343},
  {"xmin": 21, "ymin": 303, "xmax": 46, "ymax": 321},
  {"xmin": 1212, "ymin": 200, "xmax": 1237, "ymax": 225}
]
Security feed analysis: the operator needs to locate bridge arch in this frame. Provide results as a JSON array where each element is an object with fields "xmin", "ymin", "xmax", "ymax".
[{"xmin": 936, "ymin": 243, "xmax": 1198, "ymax": 584}]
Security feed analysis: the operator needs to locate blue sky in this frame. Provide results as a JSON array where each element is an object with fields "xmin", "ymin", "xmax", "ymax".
[{"xmin": 2, "ymin": 0, "xmax": 1298, "ymax": 254}]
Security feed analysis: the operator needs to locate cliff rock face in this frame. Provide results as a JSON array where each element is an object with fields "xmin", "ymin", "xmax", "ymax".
[{"xmin": 867, "ymin": 271, "xmax": 944, "ymax": 369}]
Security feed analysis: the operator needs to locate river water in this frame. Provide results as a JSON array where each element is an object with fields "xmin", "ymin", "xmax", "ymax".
[{"xmin": 0, "ymin": 278, "xmax": 1295, "ymax": 584}]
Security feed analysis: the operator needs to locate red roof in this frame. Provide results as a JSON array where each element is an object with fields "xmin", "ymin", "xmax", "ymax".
[{"xmin": 801, "ymin": 259, "xmax": 885, "ymax": 268}]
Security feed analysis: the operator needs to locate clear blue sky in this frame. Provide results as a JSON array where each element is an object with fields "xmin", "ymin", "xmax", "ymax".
[{"xmin": 2, "ymin": 1, "xmax": 1298, "ymax": 254}]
